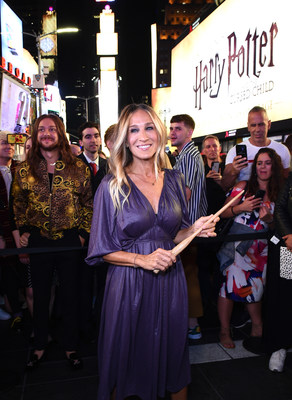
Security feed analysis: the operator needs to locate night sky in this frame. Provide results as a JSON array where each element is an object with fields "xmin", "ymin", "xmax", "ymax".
[
  {"xmin": 5, "ymin": 0, "xmax": 164, "ymax": 101},
  {"xmin": 57, "ymin": 0, "xmax": 163, "ymax": 107},
  {"xmin": 5, "ymin": 0, "xmax": 164, "ymax": 130}
]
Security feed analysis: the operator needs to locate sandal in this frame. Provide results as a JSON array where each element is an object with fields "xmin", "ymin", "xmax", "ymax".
[{"xmin": 66, "ymin": 352, "xmax": 83, "ymax": 370}]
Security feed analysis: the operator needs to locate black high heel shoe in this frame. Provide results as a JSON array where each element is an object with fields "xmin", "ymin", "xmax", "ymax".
[
  {"xmin": 66, "ymin": 352, "xmax": 83, "ymax": 370},
  {"xmin": 26, "ymin": 351, "xmax": 46, "ymax": 370}
]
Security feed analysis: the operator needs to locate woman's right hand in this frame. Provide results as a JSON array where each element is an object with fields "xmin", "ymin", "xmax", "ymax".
[
  {"xmin": 237, "ymin": 195, "xmax": 262, "ymax": 213},
  {"xmin": 283, "ymin": 234, "xmax": 292, "ymax": 251},
  {"xmin": 135, "ymin": 248, "xmax": 176, "ymax": 272}
]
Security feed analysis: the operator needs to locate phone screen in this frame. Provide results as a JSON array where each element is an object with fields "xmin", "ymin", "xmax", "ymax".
[
  {"xmin": 254, "ymin": 190, "xmax": 265, "ymax": 199},
  {"xmin": 236, "ymin": 144, "xmax": 247, "ymax": 159},
  {"xmin": 211, "ymin": 161, "xmax": 220, "ymax": 173},
  {"xmin": 254, "ymin": 189, "xmax": 265, "ymax": 212}
]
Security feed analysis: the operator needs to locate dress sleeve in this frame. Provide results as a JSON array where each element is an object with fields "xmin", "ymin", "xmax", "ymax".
[{"xmin": 86, "ymin": 176, "xmax": 122, "ymax": 266}]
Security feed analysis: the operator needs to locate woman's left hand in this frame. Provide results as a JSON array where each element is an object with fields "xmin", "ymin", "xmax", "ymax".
[
  {"xmin": 193, "ymin": 215, "xmax": 219, "ymax": 237},
  {"xmin": 259, "ymin": 204, "xmax": 273, "ymax": 224}
]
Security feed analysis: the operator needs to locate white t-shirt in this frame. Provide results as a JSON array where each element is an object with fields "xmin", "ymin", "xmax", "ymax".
[{"xmin": 225, "ymin": 139, "xmax": 291, "ymax": 181}]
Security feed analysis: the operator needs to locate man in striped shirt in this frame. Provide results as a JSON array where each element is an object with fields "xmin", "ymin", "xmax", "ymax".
[{"xmin": 170, "ymin": 114, "xmax": 208, "ymax": 340}]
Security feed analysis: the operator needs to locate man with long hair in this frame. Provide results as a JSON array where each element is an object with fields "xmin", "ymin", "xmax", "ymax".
[{"xmin": 12, "ymin": 114, "xmax": 93, "ymax": 370}]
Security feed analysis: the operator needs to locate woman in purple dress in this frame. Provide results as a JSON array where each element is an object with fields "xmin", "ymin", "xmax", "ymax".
[{"xmin": 86, "ymin": 104, "xmax": 217, "ymax": 400}]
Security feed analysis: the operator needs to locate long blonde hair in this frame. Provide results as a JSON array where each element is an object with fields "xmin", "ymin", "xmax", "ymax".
[{"xmin": 108, "ymin": 104, "xmax": 168, "ymax": 210}]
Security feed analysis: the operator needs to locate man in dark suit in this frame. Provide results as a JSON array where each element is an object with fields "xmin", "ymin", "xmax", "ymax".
[
  {"xmin": 78, "ymin": 121, "xmax": 107, "ymax": 194},
  {"xmin": 0, "ymin": 132, "xmax": 23, "ymax": 327},
  {"xmin": 77, "ymin": 122, "xmax": 107, "ymax": 342}
]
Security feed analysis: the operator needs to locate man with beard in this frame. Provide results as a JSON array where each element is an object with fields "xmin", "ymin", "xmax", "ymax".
[{"xmin": 12, "ymin": 114, "xmax": 93, "ymax": 370}]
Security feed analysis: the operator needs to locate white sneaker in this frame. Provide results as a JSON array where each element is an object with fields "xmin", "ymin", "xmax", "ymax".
[{"xmin": 269, "ymin": 349, "xmax": 287, "ymax": 372}]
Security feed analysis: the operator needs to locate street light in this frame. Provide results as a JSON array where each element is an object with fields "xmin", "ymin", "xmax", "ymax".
[
  {"xmin": 65, "ymin": 95, "xmax": 99, "ymax": 121},
  {"xmin": 24, "ymin": 28, "xmax": 79, "ymax": 116}
]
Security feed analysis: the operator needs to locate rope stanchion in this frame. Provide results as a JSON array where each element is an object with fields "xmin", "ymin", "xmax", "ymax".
[
  {"xmin": 0, "ymin": 232, "xmax": 271, "ymax": 257},
  {"xmin": 0, "ymin": 246, "xmax": 85, "ymax": 257}
]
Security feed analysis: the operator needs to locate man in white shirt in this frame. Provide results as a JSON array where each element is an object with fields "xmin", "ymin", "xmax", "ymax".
[{"xmin": 222, "ymin": 106, "xmax": 291, "ymax": 190}]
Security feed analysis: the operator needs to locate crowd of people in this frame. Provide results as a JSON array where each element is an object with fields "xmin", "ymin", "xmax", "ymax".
[{"xmin": 0, "ymin": 104, "xmax": 291, "ymax": 399}]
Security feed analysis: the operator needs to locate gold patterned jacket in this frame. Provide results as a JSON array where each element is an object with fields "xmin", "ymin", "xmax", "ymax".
[{"xmin": 11, "ymin": 158, "xmax": 93, "ymax": 240}]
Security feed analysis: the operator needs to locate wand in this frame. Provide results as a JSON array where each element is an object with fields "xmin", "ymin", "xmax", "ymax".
[{"xmin": 153, "ymin": 189, "xmax": 244, "ymax": 273}]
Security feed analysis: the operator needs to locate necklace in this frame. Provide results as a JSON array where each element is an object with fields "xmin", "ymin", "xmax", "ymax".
[
  {"xmin": 49, "ymin": 162, "xmax": 56, "ymax": 166},
  {"xmin": 131, "ymin": 172, "xmax": 157, "ymax": 186}
]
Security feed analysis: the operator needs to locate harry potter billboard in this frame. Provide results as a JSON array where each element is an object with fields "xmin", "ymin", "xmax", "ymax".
[{"xmin": 170, "ymin": 0, "xmax": 292, "ymax": 137}]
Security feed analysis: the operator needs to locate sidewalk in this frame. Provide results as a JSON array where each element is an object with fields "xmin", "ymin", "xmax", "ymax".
[{"xmin": 1, "ymin": 305, "xmax": 291, "ymax": 400}]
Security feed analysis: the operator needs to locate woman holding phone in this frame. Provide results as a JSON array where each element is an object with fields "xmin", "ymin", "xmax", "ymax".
[{"xmin": 217, "ymin": 148, "xmax": 284, "ymax": 349}]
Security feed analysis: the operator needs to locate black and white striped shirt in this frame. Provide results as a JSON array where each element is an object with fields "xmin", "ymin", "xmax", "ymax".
[{"xmin": 173, "ymin": 141, "xmax": 208, "ymax": 224}]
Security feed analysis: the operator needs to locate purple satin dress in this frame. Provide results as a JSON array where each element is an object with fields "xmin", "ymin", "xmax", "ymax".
[{"xmin": 86, "ymin": 169, "xmax": 191, "ymax": 400}]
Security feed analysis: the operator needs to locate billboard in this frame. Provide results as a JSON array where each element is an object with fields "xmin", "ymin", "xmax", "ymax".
[
  {"xmin": 0, "ymin": 0, "xmax": 23, "ymax": 67},
  {"xmin": 170, "ymin": 0, "xmax": 292, "ymax": 137},
  {"xmin": 0, "ymin": 74, "xmax": 31, "ymax": 132}
]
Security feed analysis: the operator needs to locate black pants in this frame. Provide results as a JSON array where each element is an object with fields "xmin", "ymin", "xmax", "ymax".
[
  {"xmin": 29, "ymin": 230, "xmax": 82, "ymax": 351},
  {"xmin": 1, "ymin": 255, "xmax": 25, "ymax": 315},
  {"xmin": 79, "ymin": 258, "xmax": 108, "ymax": 336}
]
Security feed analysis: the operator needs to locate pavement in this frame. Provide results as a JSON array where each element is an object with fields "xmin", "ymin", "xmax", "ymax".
[{"xmin": 1, "ymin": 302, "xmax": 292, "ymax": 400}]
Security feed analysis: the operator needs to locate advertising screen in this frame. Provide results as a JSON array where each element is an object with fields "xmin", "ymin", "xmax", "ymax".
[
  {"xmin": 0, "ymin": 0, "xmax": 23, "ymax": 66},
  {"xmin": 170, "ymin": 0, "xmax": 292, "ymax": 137},
  {"xmin": 0, "ymin": 74, "xmax": 31, "ymax": 132}
]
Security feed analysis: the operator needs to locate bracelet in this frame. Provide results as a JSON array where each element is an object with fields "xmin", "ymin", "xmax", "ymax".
[
  {"xmin": 231, "ymin": 206, "xmax": 237, "ymax": 216},
  {"xmin": 133, "ymin": 254, "xmax": 138, "ymax": 268}
]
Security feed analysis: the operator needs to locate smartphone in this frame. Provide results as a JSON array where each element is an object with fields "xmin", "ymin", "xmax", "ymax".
[
  {"xmin": 211, "ymin": 161, "xmax": 220, "ymax": 173},
  {"xmin": 254, "ymin": 189, "xmax": 265, "ymax": 212},
  {"xmin": 254, "ymin": 189, "xmax": 266, "ymax": 199},
  {"xmin": 236, "ymin": 144, "xmax": 247, "ymax": 159}
]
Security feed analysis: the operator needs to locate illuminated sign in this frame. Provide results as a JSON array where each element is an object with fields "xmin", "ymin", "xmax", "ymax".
[
  {"xmin": 0, "ymin": 74, "xmax": 31, "ymax": 132},
  {"xmin": 96, "ymin": 7, "xmax": 118, "ymax": 55},
  {"xmin": 43, "ymin": 84, "xmax": 62, "ymax": 113},
  {"xmin": 0, "ymin": 1, "xmax": 35, "ymax": 86},
  {"xmin": 41, "ymin": 10, "xmax": 57, "ymax": 57},
  {"xmin": 170, "ymin": 0, "xmax": 292, "ymax": 137},
  {"xmin": 0, "ymin": 0, "xmax": 23, "ymax": 66}
]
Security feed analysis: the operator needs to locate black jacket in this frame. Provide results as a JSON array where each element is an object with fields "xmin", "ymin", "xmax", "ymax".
[
  {"xmin": 78, "ymin": 152, "xmax": 107, "ymax": 196},
  {"xmin": 274, "ymin": 172, "xmax": 292, "ymax": 237}
]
